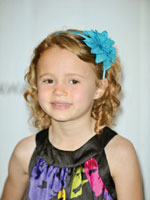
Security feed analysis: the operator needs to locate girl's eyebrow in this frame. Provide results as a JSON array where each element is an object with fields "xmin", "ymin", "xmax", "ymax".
[
  {"xmin": 39, "ymin": 73, "xmax": 54, "ymax": 78},
  {"xmin": 66, "ymin": 73, "xmax": 86, "ymax": 79},
  {"xmin": 39, "ymin": 73, "xmax": 86, "ymax": 79}
]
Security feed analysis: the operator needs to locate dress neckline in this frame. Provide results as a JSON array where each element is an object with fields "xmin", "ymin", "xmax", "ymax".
[
  {"xmin": 46, "ymin": 126, "xmax": 107, "ymax": 153},
  {"xmin": 33, "ymin": 126, "xmax": 117, "ymax": 167}
]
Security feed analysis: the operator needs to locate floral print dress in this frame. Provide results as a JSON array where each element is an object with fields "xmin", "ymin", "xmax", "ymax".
[{"xmin": 24, "ymin": 127, "xmax": 117, "ymax": 200}]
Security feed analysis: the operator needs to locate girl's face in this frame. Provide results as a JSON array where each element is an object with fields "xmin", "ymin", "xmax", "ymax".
[{"xmin": 37, "ymin": 46, "xmax": 103, "ymax": 123}]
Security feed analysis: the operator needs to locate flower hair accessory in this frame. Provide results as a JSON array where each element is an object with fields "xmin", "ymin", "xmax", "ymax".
[{"xmin": 67, "ymin": 30, "xmax": 116, "ymax": 79}]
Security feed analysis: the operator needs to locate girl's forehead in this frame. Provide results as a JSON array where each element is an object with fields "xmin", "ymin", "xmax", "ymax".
[{"xmin": 37, "ymin": 47, "xmax": 96, "ymax": 77}]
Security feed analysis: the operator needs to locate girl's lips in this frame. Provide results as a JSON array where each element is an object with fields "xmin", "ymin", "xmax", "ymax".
[{"xmin": 51, "ymin": 102, "xmax": 72, "ymax": 110}]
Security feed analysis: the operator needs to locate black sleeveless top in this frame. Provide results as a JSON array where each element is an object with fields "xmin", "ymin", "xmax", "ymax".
[{"xmin": 24, "ymin": 126, "xmax": 117, "ymax": 200}]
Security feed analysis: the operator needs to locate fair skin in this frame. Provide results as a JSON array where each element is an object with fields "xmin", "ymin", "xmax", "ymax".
[{"xmin": 1, "ymin": 47, "xmax": 143, "ymax": 200}]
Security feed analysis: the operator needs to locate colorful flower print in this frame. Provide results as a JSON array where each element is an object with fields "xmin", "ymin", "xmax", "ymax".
[
  {"xmin": 28, "ymin": 157, "xmax": 113, "ymax": 200},
  {"xmin": 84, "ymin": 157, "xmax": 113, "ymax": 199},
  {"xmin": 70, "ymin": 167, "xmax": 88, "ymax": 199},
  {"xmin": 57, "ymin": 188, "xmax": 66, "ymax": 200},
  {"xmin": 29, "ymin": 157, "xmax": 68, "ymax": 200}
]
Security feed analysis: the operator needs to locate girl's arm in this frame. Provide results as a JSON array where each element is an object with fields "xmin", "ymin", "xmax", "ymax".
[
  {"xmin": 106, "ymin": 135, "xmax": 143, "ymax": 200},
  {"xmin": 1, "ymin": 135, "xmax": 35, "ymax": 200}
]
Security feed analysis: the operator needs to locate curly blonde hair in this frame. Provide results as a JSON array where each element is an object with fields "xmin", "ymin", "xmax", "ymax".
[{"xmin": 24, "ymin": 29, "xmax": 121, "ymax": 133}]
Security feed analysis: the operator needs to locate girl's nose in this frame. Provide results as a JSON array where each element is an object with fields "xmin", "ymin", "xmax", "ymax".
[{"xmin": 52, "ymin": 84, "xmax": 68, "ymax": 96}]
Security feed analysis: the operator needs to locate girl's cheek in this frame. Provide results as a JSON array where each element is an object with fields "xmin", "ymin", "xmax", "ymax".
[
  {"xmin": 38, "ymin": 86, "xmax": 50, "ymax": 99},
  {"xmin": 71, "ymin": 88, "xmax": 85, "ymax": 101},
  {"xmin": 39, "ymin": 84, "xmax": 51, "ymax": 92}
]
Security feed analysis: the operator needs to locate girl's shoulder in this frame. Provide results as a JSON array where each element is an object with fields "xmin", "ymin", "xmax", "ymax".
[
  {"xmin": 105, "ymin": 134, "xmax": 135, "ymax": 155},
  {"xmin": 105, "ymin": 133, "xmax": 143, "ymax": 199},
  {"xmin": 105, "ymin": 133, "xmax": 139, "ymax": 178},
  {"xmin": 1, "ymin": 135, "xmax": 37, "ymax": 199},
  {"xmin": 11, "ymin": 134, "xmax": 36, "ymax": 175}
]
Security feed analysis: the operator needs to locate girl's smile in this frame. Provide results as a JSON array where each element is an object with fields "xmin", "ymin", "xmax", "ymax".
[{"xmin": 51, "ymin": 101, "xmax": 72, "ymax": 110}]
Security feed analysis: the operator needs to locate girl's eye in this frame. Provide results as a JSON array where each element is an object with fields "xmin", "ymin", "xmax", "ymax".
[
  {"xmin": 43, "ymin": 79, "xmax": 53, "ymax": 84},
  {"xmin": 70, "ymin": 79, "xmax": 79, "ymax": 84}
]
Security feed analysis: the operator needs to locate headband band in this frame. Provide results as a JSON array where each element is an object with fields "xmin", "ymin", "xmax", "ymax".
[{"xmin": 66, "ymin": 30, "xmax": 116, "ymax": 79}]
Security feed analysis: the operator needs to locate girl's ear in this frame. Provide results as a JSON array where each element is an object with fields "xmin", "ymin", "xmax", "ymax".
[{"xmin": 94, "ymin": 78, "xmax": 108, "ymax": 99}]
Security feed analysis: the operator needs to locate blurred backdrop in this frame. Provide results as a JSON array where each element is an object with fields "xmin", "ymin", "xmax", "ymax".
[{"xmin": 0, "ymin": 0, "xmax": 149, "ymax": 199}]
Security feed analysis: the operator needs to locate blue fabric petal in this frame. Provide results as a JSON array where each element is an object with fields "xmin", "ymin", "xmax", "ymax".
[
  {"xmin": 96, "ymin": 54, "xmax": 107, "ymax": 63},
  {"xmin": 91, "ymin": 47, "xmax": 103, "ymax": 54},
  {"xmin": 84, "ymin": 39, "xmax": 97, "ymax": 48}
]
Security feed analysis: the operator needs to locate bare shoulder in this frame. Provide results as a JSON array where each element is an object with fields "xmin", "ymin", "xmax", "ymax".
[
  {"xmin": 1, "ymin": 134, "xmax": 37, "ymax": 199},
  {"xmin": 12, "ymin": 134, "xmax": 36, "ymax": 174},
  {"xmin": 105, "ymin": 134, "xmax": 143, "ymax": 200},
  {"xmin": 14, "ymin": 134, "xmax": 36, "ymax": 155},
  {"xmin": 106, "ymin": 134, "xmax": 136, "ymax": 159},
  {"xmin": 105, "ymin": 134, "xmax": 138, "ymax": 175}
]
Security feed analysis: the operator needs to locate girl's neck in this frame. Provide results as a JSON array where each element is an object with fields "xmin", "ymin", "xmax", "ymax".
[{"xmin": 48, "ymin": 117, "xmax": 97, "ymax": 151}]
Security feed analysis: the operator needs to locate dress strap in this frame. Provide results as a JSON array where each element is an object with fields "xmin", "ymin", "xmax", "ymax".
[
  {"xmin": 101, "ymin": 126, "xmax": 117, "ymax": 148},
  {"xmin": 28, "ymin": 129, "xmax": 49, "ymax": 176},
  {"xmin": 35, "ymin": 129, "xmax": 49, "ymax": 147}
]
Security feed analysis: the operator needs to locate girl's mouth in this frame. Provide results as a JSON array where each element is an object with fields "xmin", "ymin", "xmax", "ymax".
[{"xmin": 51, "ymin": 102, "xmax": 72, "ymax": 109}]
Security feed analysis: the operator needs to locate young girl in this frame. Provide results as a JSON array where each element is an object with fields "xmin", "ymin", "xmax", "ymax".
[{"xmin": 1, "ymin": 29, "xmax": 143, "ymax": 200}]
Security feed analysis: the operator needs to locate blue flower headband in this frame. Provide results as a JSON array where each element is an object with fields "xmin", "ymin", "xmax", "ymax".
[{"xmin": 66, "ymin": 30, "xmax": 116, "ymax": 79}]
